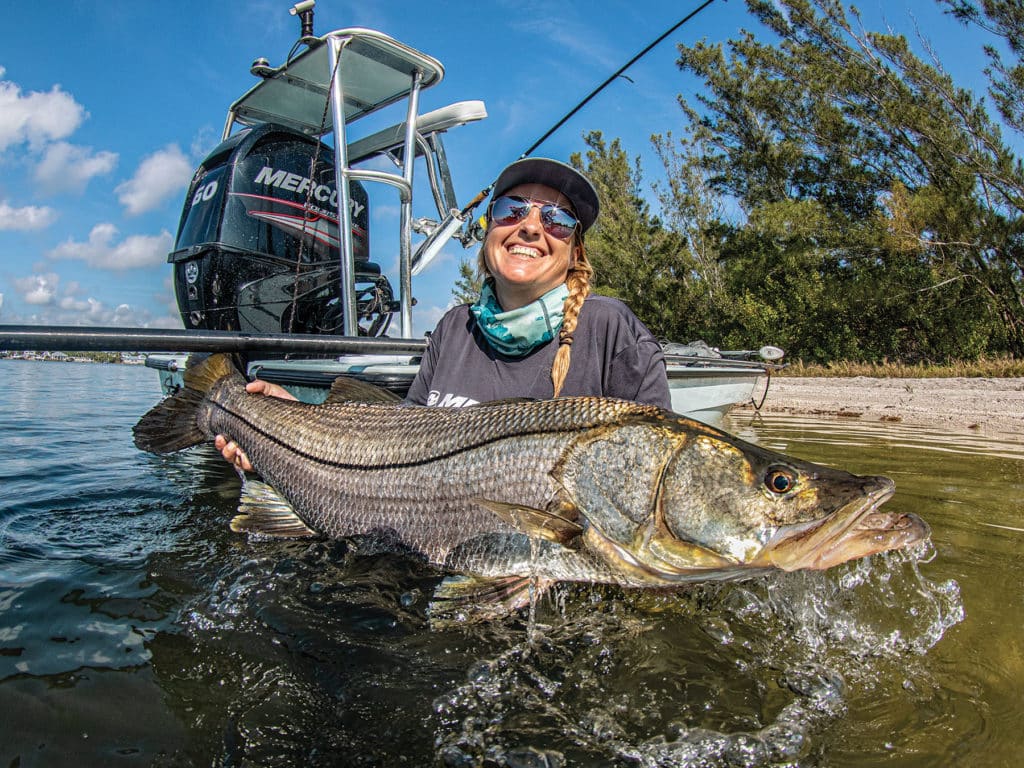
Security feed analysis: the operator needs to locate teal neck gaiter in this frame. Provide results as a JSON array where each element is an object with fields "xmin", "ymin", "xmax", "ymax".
[{"xmin": 469, "ymin": 282, "xmax": 569, "ymax": 357}]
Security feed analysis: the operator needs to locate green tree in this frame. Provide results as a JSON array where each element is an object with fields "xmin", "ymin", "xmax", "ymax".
[
  {"xmin": 942, "ymin": 0, "xmax": 1024, "ymax": 134},
  {"xmin": 667, "ymin": 0, "xmax": 1024, "ymax": 360},
  {"xmin": 450, "ymin": 257, "xmax": 482, "ymax": 305},
  {"xmin": 650, "ymin": 131, "xmax": 731, "ymax": 323},
  {"xmin": 570, "ymin": 132, "xmax": 697, "ymax": 341}
]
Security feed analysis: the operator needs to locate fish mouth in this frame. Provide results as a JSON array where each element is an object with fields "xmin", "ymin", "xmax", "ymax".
[{"xmin": 756, "ymin": 480, "xmax": 930, "ymax": 571}]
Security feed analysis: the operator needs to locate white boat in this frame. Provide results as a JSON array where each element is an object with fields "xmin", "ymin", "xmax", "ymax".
[
  {"xmin": 144, "ymin": 3, "xmax": 783, "ymax": 424},
  {"xmin": 147, "ymin": 343, "xmax": 779, "ymax": 425}
]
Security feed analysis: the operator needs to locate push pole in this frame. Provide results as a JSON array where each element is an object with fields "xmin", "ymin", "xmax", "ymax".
[{"xmin": 0, "ymin": 325, "xmax": 427, "ymax": 355}]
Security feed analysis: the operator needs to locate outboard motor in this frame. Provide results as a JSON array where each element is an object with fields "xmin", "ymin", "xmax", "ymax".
[{"xmin": 169, "ymin": 123, "xmax": 395, "ymax": 337}]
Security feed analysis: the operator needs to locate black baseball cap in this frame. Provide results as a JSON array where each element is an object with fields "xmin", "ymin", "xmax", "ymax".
[{"xmin": 490, "ymin": 158, "xmax": 600, "ymax": 233}]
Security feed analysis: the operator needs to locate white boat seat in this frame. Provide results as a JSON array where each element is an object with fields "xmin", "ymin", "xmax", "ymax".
[{"xmin": 347, "ymin": 100, "xmax": 487, "ymax": 165}]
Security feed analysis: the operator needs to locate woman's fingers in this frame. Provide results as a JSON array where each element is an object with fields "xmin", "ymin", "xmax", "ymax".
[
  {"xmin": 246, "ymin": 379, "xmax": 297, "ymax": 401},
  {"xmin": 214, "ymin": 380, "xmax": 293, "ymax": 472},
  {"xmin": 215, "ymin": 435, "xmax": 253, "ymax": 471}
]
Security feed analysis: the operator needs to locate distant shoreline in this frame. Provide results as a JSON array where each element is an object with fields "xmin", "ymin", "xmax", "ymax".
[
  {"xmin": 0, "ymin": 354, "xmax": 145, "ymax": 365},
  {"xmin": 736, "ymin": 375, "xmax": 1024, "ymax": 436},
  {"xmin": 4, "ymin": 356, "xmax": 1023, "ymax": 435}
]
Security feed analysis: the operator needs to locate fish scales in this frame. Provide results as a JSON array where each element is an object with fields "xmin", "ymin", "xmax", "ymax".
[
  {"xmin": 205, "ymin": 377, "xmax": 658, "ymax": 467},
  {"xmin": 133, "ymin": 354, "xmax": 930, "ymax": 600},
  {"xmin": 441, "ymin": 534, "xmax": 626, "ymax": 583},
  {"xmin": 200, "ymin": 374, "xmax": 657, "ymax": 563}
]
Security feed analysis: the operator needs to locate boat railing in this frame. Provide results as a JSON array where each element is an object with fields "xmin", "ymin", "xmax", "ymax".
[
  {"xmin": 663, "ymin": 355, "xmax": 785, "ymax": 371},
  {"xmin": 347, "ymin": 100, "xmax": 487, "ymax": 213},
  {"xmin": 222, "ymin": 23, "xmax": 486, "ymax": 339}
]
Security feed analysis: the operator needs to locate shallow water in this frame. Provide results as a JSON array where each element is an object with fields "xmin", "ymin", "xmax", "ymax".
[{"xmin": 0, "ymin": 360, "xmax": 1018, "ymax": 766}]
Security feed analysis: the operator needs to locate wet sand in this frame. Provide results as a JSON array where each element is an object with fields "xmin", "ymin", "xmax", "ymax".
[{"xmin": 735, "ymin": 376, "xmax": 1024, "ymax": 437}]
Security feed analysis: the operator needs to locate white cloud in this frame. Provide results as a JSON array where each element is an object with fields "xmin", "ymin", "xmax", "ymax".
[
  {"xmin": 0, "ymin": 199, "xmax": 57, "ymax": 230},
  {"xmin": 159, "ymin": 275, "xmax": 179, "ymax": 319},
  {"xmin": 150, "ymin": 314, "xmax": 183, "ymax": 329},
  {"xmin": 372, "ymin": 203, "xmax": 400, "ymax": 221},
  {"xmin": 512, "ymin": 17, "xmax": 617, "ymax": 71},
  {"xmin": 51, "ymin": 301, "xmax": 178, "ymax": 327},
  {"xmin": 5, "ymin": 266, "xmax": 180, "ymax": 327},
  {"xmin": 14, "ymin": 272, "xmax": 61, "ymax": 305},
  {"xmin": 48, "ymin": 223, "xmax": 174, "ymax": 270},
  {"xmin": 7, "ymin": 296, "xmax": 169, "ymax": 329},
  {"xmin": 57, "ymin": 295, "xmax": 91, "ymax": 312},
  {"xmin": 116, "ymin": 144, "xmax": 193, "ymax": 215},
  {"xmin": 33, "ymin": 141, "xmax": 118, "ymax": 194},
  {"xmin": 50, "ymin": 301, "xmax": 122, "ymax": 325},
  {"xmin": 0, "ymin": 67, "xmax": 86, "ymax": 152}
]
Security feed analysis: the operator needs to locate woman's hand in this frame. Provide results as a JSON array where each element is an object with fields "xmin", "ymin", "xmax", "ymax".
[
  {"xmin": 214, "ymin": 379, "xmax": 297, "ymax": 471},
  {"xmin": 214, "ymin": 434, "xmax": 253, "ymax": 471},
  {"xmin": 242, "ymin": 379, "xmax": 297, "ymax": 401}
]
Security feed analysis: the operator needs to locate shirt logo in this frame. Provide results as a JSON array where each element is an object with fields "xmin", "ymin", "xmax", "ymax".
[{"xmin": 426, "ymin": 390, "xmax": 479, "ymax": 408}]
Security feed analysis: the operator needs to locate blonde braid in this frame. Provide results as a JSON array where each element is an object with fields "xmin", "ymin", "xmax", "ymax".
[{"xmin": 551, "ymin": 239, "xmax": 592, "ymax": 397}]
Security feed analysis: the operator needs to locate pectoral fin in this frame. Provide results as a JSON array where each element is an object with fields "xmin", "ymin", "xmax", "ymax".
[
  {"xmin": 473, "ymin": 498, "xmax": 583, "ymax": 544},
  {"xmin": 230, "ymin": 479, "xmax": 318, "ymax": 538}
]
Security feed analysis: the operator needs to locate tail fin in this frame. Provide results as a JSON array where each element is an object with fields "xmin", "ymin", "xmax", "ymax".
[{"xmin": 133, "ymin": 353, "xmax": 238, "ymax": 454}]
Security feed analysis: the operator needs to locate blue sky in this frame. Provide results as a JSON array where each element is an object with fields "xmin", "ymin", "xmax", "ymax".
[{"xmin": 0, "ymin": 0, "xmax": 1006, "ymax": 337}]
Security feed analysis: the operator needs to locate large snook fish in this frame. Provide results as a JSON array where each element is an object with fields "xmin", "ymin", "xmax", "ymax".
[{"xmin": 133, "ymin": 354, "xmax": 928, "ymax": 613}]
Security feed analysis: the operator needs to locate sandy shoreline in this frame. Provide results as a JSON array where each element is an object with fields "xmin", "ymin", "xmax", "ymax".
[{"xmin": 732, "ymin": 375, "xmax": 1024, "ymax": 436}]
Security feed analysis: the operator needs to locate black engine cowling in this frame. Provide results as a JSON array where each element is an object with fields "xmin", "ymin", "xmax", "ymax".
[{"xmin": 169, "ymin": 123, "xmax": 395, "ymax": 337}]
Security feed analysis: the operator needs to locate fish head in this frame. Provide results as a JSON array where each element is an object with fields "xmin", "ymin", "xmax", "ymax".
[
  {"xmin": 559, "ymin": 414, "xmax": 929, "ymax": 584},
  {"xmin": 656, "ymin": 430, "xmax": 928, "ymax": 572}
]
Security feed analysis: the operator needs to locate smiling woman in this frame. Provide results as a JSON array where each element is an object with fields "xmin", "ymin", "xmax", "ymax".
[{"xmin": 404, "ymin": 157, "xmax": 672, "ymax": 409}]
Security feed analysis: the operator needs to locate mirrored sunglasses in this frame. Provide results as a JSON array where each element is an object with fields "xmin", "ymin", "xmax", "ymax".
[{"xmin": 487, "ymin": 196, "xmax": 579, "ymax": 240}]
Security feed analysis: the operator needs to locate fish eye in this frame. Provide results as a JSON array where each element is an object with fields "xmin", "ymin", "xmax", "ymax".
[{"xmin": 765, "ymin": 467, "xmax": 797, "ymax": 495}]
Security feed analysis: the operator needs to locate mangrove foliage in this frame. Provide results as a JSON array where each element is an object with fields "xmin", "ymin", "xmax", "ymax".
[{"xmin": 574, "ymin": 0, "xmax": 1024, "ymax": 363}]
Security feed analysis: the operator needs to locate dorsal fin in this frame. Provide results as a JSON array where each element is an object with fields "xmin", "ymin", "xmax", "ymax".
[
  {"xmin": 468, "ymin": 397, "xmax": 537, "ymax": 406},
  {"xmin": 325, "ymin": 376, "xmax": 402, "ymax": 404}
]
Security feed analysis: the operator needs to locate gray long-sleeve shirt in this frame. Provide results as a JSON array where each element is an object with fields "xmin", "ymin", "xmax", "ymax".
[{"xmin": 405, "ymin": 295, "xmax": 671, "ymax": 410}]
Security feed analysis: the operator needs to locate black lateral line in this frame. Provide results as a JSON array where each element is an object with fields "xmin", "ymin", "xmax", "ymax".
[{"xmin": 210, "ymin": 400, "xmax": 590, "ymax": 471}]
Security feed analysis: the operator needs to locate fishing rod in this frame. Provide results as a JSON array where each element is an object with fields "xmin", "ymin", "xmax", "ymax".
[
  {"xmin": 412, "ymin": 0, "xmax": 722, "ymax": 273},
  {"xmin": 520, "ymin": 0, "xmax": 719, "ymax": 160}
]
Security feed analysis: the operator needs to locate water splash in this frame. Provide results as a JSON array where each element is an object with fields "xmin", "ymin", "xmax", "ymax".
[
  {"xmin": 432, "ymin": 543, "xmax": 964, "ymax": 767},
  {"xmin": 754, "ymin": 542, "xmax": 964, "ymax": 663}
]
